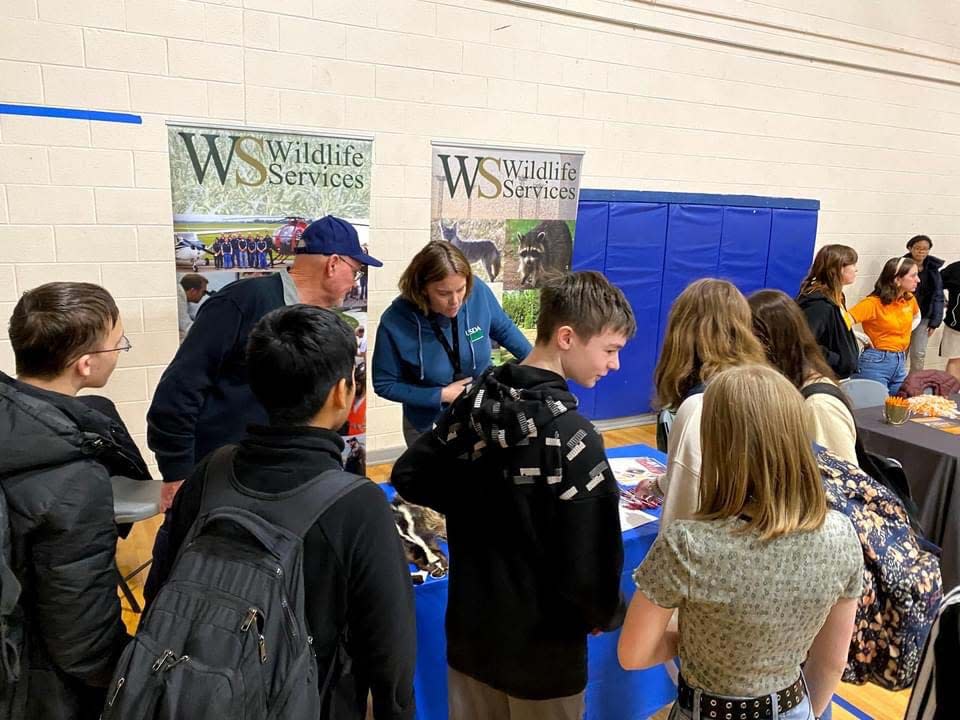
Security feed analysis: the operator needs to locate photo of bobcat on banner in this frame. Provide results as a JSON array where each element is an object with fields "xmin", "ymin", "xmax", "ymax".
[
  {"xmin": 168, "ymin": 123, "xmax": 373, "ymax": 473},
  {"xmin": 430, "ymin": 142, "xmax": 584, "ymax": 358}
]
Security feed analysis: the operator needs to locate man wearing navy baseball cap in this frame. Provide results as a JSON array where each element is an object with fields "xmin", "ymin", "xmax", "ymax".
[
  {"xmin": 144, "ymin": 216, "xmax": 381, "ymax": 598},
  {"xmin": 286, "ymin": 216, "xmax": 382, "ymax": 309}
]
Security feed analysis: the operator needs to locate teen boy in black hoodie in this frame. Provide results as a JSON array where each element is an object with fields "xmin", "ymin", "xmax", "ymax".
[
  {"xmin": 148, "ymin": 305, "xmax": 416, "ymax": 720},
  {"xmin": 392, "ymin": 271, "xmax": 636, "ymax": 719}
]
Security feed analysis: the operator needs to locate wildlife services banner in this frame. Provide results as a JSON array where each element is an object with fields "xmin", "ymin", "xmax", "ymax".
[
  {"xmin": 430, "ymin": 141, "xmax": 584, "ymax": 354},
  {"xmin": 167, "ymin": 123, "xmax": 372, "ymax": 475}
]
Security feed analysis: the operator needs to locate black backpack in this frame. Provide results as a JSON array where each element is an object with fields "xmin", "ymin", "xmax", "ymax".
[
  {"xmin": 103, "ymin": 446, "xmax": 365, "ymax": 719},
  {"xmin": 801, "ymin": 382, "xmax": 925, "ymax": 535},
  {"xmin": 0, "ymin": 487, "xmax": 25, "ymax": 720}
]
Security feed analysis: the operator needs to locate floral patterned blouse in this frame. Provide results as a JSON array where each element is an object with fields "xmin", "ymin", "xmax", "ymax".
[{"xmin": 633, "ymin": 511, "xmax": 863, "ymax": 697}]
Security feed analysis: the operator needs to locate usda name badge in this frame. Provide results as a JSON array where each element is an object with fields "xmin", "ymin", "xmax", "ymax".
[{"xmin": 466, "ymin": 325, "xmax": 485, "ymax": 343}]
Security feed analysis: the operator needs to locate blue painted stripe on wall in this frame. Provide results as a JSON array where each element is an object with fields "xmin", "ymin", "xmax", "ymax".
[
  {"xmin": 580, "ymin": 188, "xmax": 820, "ymax": 211},
  {"xmin": 0, "ymin": 103, "xmax": 142, "ymax": 124}
]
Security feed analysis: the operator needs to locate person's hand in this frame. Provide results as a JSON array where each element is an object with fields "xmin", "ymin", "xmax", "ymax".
[
  {"xmin": 928, "ymin": 326, "xmax": 937, "ymax": 337},
  {"xmin": 634, "ymin": 476, "xmax": 663, "ymax": 498},
  {"xmin": 440, "ymin": 377, "xmax": 473, "ymax": 404},
  {"xmin": 159, "ymin": 479, "xmax": 185, "ymax": 512}
]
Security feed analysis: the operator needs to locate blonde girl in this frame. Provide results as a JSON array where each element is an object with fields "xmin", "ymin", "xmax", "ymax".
[
  {"xmin": 619, "ymin": 365, "xmax": 863, "ymax": 720},
  {"xmin": 652, "ymin": 279, "xmax": 767, "ymax": 526}
]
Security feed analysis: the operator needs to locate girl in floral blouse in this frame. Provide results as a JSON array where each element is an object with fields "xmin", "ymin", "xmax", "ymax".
[{"xmin": 619, "ymin": 365, "xmax": 864, "ymax": 720}]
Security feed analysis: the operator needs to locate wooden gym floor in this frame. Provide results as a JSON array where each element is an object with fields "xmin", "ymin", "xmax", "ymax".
[{"xmin": 116, "ymin": 423, "xmax": 908, "ymax": 720}]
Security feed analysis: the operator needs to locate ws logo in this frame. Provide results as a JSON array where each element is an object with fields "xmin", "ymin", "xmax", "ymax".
[
  {"xmin": 437, "ymin": 155, "xmax": 502, "ymax": 200},
  {"xmin": 177, "ymin": 133, "xmax": 267, "ymax": 187}
]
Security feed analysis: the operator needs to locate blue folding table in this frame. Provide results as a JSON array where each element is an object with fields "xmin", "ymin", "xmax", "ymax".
[{"xmin": 386, "ymin": 443, "xmax": 677, "ymax": 720}]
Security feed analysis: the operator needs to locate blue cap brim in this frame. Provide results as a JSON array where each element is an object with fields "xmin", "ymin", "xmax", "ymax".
[{"xmin": 351, "ymin": 252, "xmax": 383, "ymax": 268}]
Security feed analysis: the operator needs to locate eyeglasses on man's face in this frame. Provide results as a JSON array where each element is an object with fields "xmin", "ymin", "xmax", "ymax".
[
  {"xmin": 86, "ymin": 335, "xmax": 133, "ymax": 355},
  {"xmin": 337, "ymin": 255, "xmax": 365, "ymax": 281}
]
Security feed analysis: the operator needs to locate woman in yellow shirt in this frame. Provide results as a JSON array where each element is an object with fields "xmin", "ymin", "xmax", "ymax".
[{"xmin": 850, "ymin": 257, "xmax": 921, "ymax": 394}]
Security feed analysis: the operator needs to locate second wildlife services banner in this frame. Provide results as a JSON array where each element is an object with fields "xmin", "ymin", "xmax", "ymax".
[
  {"xmin": 430, "ymin": 142, "xmax": 584, "ymax": 354},
  {"xmin": 168, "ymin": 123, "xmax": 372, "ymax": 475}
]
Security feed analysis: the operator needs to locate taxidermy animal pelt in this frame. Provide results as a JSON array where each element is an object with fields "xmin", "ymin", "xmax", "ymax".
[{"xmin": 391, "ymin": 498, "xmax": 448, "ymax": 580}]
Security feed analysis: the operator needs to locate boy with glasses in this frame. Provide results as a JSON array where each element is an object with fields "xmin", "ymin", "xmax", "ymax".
[{"xmin": 0, "ymin": 282, "xmax": 149, "ymax": 719}]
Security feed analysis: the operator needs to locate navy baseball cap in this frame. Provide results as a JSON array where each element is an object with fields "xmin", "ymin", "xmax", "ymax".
[{"xmin": 295, "ymin": 216, "xmax": 382, "ymax": 267}]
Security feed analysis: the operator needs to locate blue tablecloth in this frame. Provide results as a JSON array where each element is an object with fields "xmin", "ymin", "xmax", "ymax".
[{"xmin": 386, "ymin": 443, "xmax": 677, "ymax": 720}]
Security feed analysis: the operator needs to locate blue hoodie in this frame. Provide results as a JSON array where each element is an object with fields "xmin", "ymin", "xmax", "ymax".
[{"xmin": 373, "ymin": 279, "xmax": 532, "ymax": 432}]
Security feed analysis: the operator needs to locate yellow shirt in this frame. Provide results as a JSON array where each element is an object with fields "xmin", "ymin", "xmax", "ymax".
[
  {"xmin": 850, "ymin": 295, "xmax": 919, "ymax": 352},
  {"xmin": 841, "ymin": 306, "xmax": 854, "ymax": 330}
]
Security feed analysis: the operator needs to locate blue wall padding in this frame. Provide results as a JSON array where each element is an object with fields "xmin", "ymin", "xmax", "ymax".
[
  {"xmin": 570, "ymin": 193, "xmax": 818, "ymax": 420},
  {"xmin": 571, "ymin": 202, "xmax": 608, "ymax": 273},
  {"xmin": 568, "ymin": 202, "xmax": 610, "ymax": 416},
  {"xmin": 717, "ymin": 206, "xmax": 772, "ymax": 297},
  {"xmin": 656, "ymin": 204, "xmax": 724, "ymax": 349},
  {"xmin": 766, "ymin": 208, "xmax": 819, "ymax": 296},
  {"xmin": 593, "ymin": 202, "xmax": 669, "ymax": 419}
]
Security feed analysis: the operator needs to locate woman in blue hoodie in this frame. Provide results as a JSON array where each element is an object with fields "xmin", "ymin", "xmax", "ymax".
[{"xmin": 373, "ymin": 241, "xmax": 532, "ymax": 445}]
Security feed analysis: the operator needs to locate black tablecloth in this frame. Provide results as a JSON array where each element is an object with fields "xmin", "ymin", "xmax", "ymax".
[{"xmin": 855, "ymin": 400, "xmax": 960, "ymax": 591}]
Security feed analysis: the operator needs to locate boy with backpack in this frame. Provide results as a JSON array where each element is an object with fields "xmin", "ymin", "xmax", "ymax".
[
  {"xmin": 133, "ymin": 304, "xmax": 415, "ymax": 720},
  {"xmin": 392, "ymin": 271, "xmax": 637, "ymax": 719},
  {"xmin": 0, "ymin": 282, "xmax": 149, "ymax": 720}
]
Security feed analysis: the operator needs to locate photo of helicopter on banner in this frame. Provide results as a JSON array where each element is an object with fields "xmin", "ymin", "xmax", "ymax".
[
  {"xmin": 168, "ymin": 123, "xmax": 373, "ymax": 473},
  {"xmin": 430, "ymin": 141, "xmax": 584, "ymax": 363}
]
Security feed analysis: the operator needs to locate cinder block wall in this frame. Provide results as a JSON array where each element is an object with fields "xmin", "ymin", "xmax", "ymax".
[{"xmin": 1, "ymin": 0, "xmax": 958, "ymax": 470}]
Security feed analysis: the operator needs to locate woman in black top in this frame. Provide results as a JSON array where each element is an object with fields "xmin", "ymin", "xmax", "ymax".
[
  {"xmin": 941, "ymin": 260, "xmax": 960, "ymax": 382},
  {"xmin": 796, "ymin": 244, "xmax": 861, "ymax": 379},
  {"xmin": 903, "ymin": 235, "xmax": 945, "ymax": 371}
]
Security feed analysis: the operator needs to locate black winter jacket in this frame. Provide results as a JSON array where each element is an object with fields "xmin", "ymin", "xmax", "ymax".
[
  {"xmin": 942, "ymin": 261, "xmax": 960, "ymax": 332},
  {"xmin": 796, "ymin": 291, "xmax": 861, "ymax": 379},
  {"xmin": 392, "ymin": 363, "xmax": 625, "ymax": 700},
  {"xmin": 903, "ymin": 253, "xmax": 945, "ymax": 327},
  {"xmin": 147, "ymin": 273, "xmax": 285, "ymax": 482},
  {"xmin": 0, "ymin": 373, "xmax": 147, "ymax": 720},
  {"xmin": 148, "ymin": 426, "xmax": 416, "ymax": 720}
]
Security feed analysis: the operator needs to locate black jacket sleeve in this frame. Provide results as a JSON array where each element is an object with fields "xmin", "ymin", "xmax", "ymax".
[
  {"xmin": 928, "ymin": 266, "xmax": 945, "ymax": 328},
  {"xmin": 391, "ymin": 429, "xmax": 462, "ymax": 515},
  {"xmin": 146, "ymin": 296, "xmax": 245, "ymax": 481},
  {"xmin": 801, "ymin": 301, "xmax": 842, "ymax": 371},
  {"xmin": 552, "ymin": 423, "xmax": 626, "ymax": 633},
  {"xmin": 943, "ymin": 262, "xmax": 960, "ymax": 294},
  {"xmin": 337, "ymin": 484, "xmax": 417, "ymax": 720},
  {"xmin": 33, "ymin": 460, "xmax": 129, "ymax": 686}
]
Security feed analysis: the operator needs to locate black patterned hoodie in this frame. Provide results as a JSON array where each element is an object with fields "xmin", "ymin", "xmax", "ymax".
[{"xmin": 391, "ymin": 362, "xmax": 625, "ymax": 700}]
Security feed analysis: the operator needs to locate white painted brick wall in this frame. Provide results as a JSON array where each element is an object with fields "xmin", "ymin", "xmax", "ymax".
[{"xmin": 0, "ymin": 0, "xmax": 958, "ymax": 467}]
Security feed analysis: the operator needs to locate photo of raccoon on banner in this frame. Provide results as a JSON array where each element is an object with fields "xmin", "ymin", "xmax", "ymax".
[
  {"xmin": 430, "ymin": 141, "xmax": 584, "ymax": 365},
  {"xmin": 168, "ymin": 123, "xmax": 373, "ymax": 474}
]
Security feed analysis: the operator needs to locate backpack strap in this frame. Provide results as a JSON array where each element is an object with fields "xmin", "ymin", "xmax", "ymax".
[
  {"xmin": 683, "ymin": 382, "xmax": 706, "ymax": 403},
  {"xmin": 199, "ymin": 445, "xmax": 367, "ymax": 540},
  {"xmin": 800, "ymin": 381, "xmax": 853, "ymax": 412},
  {"xmin": 801, "ymin": 381, "xmax": 866, "ymax": 456},
  {"xmin": 657, "ymin": 382, "xmax": 706, "ymax": 452}
]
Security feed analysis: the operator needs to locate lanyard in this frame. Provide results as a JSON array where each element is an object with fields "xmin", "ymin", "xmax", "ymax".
[{"xmin": 428, "ymin": 315, "xmax": 461, "ymax": 378}]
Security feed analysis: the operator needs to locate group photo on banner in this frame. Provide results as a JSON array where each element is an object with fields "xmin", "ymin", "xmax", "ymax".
[{"xmin": 167, "ymin": 124, "xmax": 373, "ymax": 473}]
